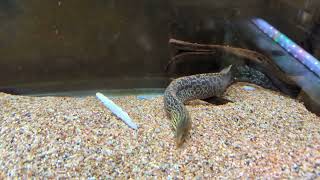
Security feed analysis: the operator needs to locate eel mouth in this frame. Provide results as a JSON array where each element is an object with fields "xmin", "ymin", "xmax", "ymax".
[
  {"xmin": 175, "ymin": 133, "xmax": 187, "ymax": 148},
  {"xmin": 174, "ymin": 118, "xmax": 192, "ymax": 148},
  {"xmin": 175, "ymin": 138, "xmax": 185, "ymax": 148},
  {"xmin": 174, "ymin": 131, "xmax": 191, "ymax": 148}
]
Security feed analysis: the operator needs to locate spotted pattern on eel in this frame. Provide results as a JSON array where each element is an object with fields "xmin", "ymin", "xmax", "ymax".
[{"xmin": 164, "ymin": 65, "xmax": 234, "ymax": 147}]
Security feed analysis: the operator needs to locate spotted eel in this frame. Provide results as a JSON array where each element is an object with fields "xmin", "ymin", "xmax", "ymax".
[
  {"xmin": 167, "ymin": 38, "xmax": 300, "ymax": 97},
  {"xmin": 164, "ymin": 65, "xmax": 233, "ymax": 147}
]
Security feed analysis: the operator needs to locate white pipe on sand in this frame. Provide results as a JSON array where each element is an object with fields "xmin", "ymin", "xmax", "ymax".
[{"xmin": 96, "ymin": 92, "xmax": 138, "ymax": 130}]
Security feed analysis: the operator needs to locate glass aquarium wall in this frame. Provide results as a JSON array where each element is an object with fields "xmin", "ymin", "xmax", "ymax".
[{"xmin": 0, "ymin": 0, "xmax": 283, "ymax": 92}]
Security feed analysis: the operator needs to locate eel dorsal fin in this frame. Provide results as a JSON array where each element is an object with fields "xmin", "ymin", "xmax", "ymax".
[{"xmin": 220, "ymin": 65, "xmax": 233, "ymax": 74}]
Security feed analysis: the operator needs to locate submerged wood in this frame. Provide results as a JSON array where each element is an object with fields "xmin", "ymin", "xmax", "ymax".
[{"xmin": 166, "ymin": 38, "xmax": 301, "ymax": 97}]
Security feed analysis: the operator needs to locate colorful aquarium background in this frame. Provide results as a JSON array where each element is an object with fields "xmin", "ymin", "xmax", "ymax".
[{"xmin": 0, "ymin": 0, "xmax": 319, "ymax": 178}]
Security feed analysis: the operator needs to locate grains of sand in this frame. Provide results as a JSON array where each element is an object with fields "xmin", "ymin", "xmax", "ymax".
[{"xmin": 0, "ymin": 83, "xmax": 319, "ymax": 178}]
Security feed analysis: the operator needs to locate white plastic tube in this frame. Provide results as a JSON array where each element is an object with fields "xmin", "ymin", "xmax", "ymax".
[{"xmin": 96, "ymin": 92, "xmax": 138, "ymax": 130}]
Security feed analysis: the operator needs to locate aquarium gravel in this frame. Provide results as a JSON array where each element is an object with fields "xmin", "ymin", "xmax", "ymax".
[{"xmin": 0, "ymin": 83, "xmax": 319, "ymax": 179}]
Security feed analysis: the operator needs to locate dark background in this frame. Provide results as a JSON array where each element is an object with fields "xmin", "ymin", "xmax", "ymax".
[{"xmin": 0, "ymin": 0, "xmax": 319, "ymax": 92}]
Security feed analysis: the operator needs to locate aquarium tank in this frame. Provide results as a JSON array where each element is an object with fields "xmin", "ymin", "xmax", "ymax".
[{"xmin": 0, "ymin": 0, "xmax": 319, "ymax": 179}]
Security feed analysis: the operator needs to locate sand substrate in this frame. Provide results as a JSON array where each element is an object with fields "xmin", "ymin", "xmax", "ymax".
[{"xmin": 0, "ymin": 83, "xmax": 319, "ymax": 178}]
